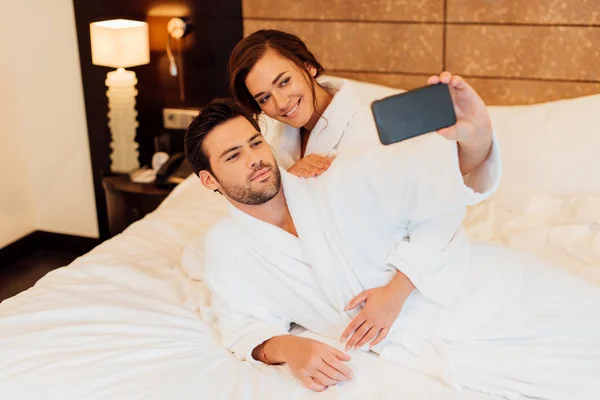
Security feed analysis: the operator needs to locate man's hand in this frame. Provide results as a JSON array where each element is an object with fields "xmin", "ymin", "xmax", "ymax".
[
  {"xmin": 341, "ymin": 271, "xmax": 414, "ymax": 350},
  {"xmin": 427, "ymin": 72, "xmax": 493, "ymax": 175},
  {"xmin": 262, "ymin": 335, "xmax": 353, "ymax": 392},
  {"xmin": 287, "ymin": 154, "xmax": 334, "ymax": 178}
]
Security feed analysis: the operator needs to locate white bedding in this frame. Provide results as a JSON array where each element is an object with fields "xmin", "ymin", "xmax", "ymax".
[{"xmin": 1, "ymin": 172, "xmax": 598, "ymax": 399}]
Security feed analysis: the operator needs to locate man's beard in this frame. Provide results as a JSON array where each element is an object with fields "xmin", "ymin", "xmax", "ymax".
[{"xmin": 216, "ymin": 162, "xmax": 282, "ymax": 205}]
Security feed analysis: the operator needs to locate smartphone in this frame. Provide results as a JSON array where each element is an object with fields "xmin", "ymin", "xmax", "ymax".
[{"xmin": 371, "ymin": 83, "xmax": 456, "ymax": 145}]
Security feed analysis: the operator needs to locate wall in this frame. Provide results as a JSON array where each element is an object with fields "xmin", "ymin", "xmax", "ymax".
[
  {"xmin": 0, "ymin": 0, "xmax": 99, "ymax": 248},
  {"xmin": 243, "ymin": 0, "xmax": 600, "ymax": 105},
  {"xmin": 0, "ymin": 71, "xmax": 36, "ymax": 248}
]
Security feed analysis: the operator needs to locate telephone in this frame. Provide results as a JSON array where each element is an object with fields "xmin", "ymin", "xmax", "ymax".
[{"xmin": 154, "ymin": 152, "xmax": 192, "ymax": 187}]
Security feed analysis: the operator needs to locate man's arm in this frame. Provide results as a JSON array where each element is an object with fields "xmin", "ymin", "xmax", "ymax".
[
  {"xmin": 252, "ymin": 335, "xmax": 354, "ymax": 392},
  {"xmin": 204, "ymin": 226, "xmax": 353, "ymax": 392},
  {"xmin": 203, "ymin": 224, "xmax": 292, "ymax": 364},
  {"xmin": 208, "ymin": 287, "xmax": 292, "ymax": 365}
]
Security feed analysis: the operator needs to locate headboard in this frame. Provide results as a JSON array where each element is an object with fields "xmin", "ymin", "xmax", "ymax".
[{"xmin": 242, "ymin": 0, "xmax": 600, "ymax": 105}]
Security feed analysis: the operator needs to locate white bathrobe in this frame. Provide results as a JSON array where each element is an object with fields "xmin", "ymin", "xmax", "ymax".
[
  {"xmin": 259, "ymin": 77, "xmax": 500, "ymax": 195},
  {"xmin": 204, "ymin": 133, "xmax": 600, "ymax": 399}
]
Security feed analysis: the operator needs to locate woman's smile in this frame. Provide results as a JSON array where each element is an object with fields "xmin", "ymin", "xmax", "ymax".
[{"xmin": 282, "ymin": 98, "xmax": 302, "ymax": 119}]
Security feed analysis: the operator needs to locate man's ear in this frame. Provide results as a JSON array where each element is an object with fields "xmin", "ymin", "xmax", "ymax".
[{"xmin": 199, "ymin": 170, "xmax": 220, "ymax": 192}]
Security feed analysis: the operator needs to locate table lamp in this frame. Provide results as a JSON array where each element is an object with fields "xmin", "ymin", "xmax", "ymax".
[{"xmin": 90, "ymin": 19, "xmax": 150, "ymax": 173}]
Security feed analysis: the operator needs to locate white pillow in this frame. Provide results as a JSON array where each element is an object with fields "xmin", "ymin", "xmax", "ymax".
[{"xmin": 488, "ymin": 94, "xmax": 600, "ymax": 195}]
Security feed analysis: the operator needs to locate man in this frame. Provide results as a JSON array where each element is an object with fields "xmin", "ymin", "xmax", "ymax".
[{"xmin": 184, "ymin": 99, "xmax": 600, "ymax": 399}]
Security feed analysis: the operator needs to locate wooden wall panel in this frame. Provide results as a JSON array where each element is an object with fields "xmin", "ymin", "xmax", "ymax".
[
  {"xmin": 464, "ymin": 77, "xmax": 600, "ymax": 105},
  {"xmin": 244, "ymin": 20, "xmax": 443, "ymax": 73},
  {"xmin": 244, "ymin": 0, "xmax": 444, "ymax": 21},
  {"xmin": 448, "ymin": 0, "xmax": 600, "ymax": 25},
  {"xmin": 243, "ymin": 0, "xmax": 600, "ymax": 105},
  {"xmin": 447, "ymin": 25, "xmax": 600, "ymax": 81}
]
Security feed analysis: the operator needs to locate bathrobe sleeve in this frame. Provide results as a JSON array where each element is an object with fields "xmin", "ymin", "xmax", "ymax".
[
  {"xmin": 204, "ymin": 221, "xmax": 291, "ymax": 364},
  {"xmin": 380, "ymin": 134, "xmax": 487, "ymax": 307}
]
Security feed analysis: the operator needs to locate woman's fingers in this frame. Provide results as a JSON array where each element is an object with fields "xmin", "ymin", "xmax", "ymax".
[
  {"xmin": 369, "ymin": 327, "xmax": 390, "ymax": 348},
  {"xmin": 354, "ymin": 326, "xmax": 380, "ymax": 349},
  {"xmin": 344, "ymin": 290, "xmax": 369, "ymax": 311},
  {"xmin": 341, "ymin": 314, "xmax": 366, "ymax": 343},
  {"xmin": 306, "ymin": 155, "xmax": 333, "ymax": 169},
  {"xmin": 300, "ymin": 159, "xmax": 329, "ymax": 175},
  {"xmin": 436, "ymin": 125, "xmax": 459, "ymax": 141},
  {"xmin": 304, "ymin": 164, "xmax": 329, "ymax": 175},
  {"xmin": 305, "ymin": 168, "xmax": 320, "ymax": 177},
  {"xmin": 346, "ymin": 322, "xmax": 372, "ymax": 350},
  {"xmin": 450, "ymin": 74, "xmax": 466, "ymax": 90},
  {"xmin": 288, "ymin": 154, "xmax": 334, "ymax": 178},
  {"xmin": 427, "ymin": 75, "xmax": 440, "ymax": 85},
  {"xmin": 428, "ymin": 71, "xmax": 457, "ymax": 86},
  {"xmin": 303, "ymin": 159, "xmax": 327, "ymax": 169},
  {"xmin": 439, "ymin": 71, "xmax": 453, "ymax": 84}
]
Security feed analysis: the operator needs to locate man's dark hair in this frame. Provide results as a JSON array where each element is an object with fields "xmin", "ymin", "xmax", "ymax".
[{"xmin": 184, "ymin": 98, "xmax": 261, "ymax": 176}]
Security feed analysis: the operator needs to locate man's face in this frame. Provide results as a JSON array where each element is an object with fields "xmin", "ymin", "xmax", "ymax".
[{"xmin": 200, "ymin": 116, "xmax": 281, "ymax": 206}]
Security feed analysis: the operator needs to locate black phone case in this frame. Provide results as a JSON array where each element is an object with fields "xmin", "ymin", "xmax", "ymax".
[{"xmin": 371, "ymin": 83, "xmax": 457, "ymax": 145}]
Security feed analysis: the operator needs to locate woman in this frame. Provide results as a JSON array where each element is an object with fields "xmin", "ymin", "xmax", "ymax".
[
  {"xmin": 226, "ymin": 28, "xmax": 500, "ymax": 355},
  {"xmin": 227, "ymin": 29, "xmax": 498, "ymax": 196}
]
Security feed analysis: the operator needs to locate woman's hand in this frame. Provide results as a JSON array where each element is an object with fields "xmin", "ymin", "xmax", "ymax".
[
  {"xmin": 287, "ymin": 154, "xmax": 334, "ymax": 178},
  {"xmin": 341, "ymin": 271, "xmax": 414, "ymax": 350},
  {"xmin": 427, "ymin": 72, "xmax": 493, "ymax": 175},
  {"xmin": 271, "ymin": 336, "xmax": 353, "ymax": 392}
]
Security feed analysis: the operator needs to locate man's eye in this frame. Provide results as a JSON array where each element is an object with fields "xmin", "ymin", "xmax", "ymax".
[
  {"xmin": 280, "ymin": 77, "xmax": 290, "ymax": 87},
  {"xmin": 251, "ymin": 140, "xmax": 263, "ymax": 148},
  {"xmin": 226, "ymin": 153, "xmax": 239, "ymax": 162},
  {"xmin": 259, "ymin": 95, "xmax": 270, "ymax": 104}
]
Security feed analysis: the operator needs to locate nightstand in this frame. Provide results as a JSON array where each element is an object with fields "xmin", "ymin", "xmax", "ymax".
[{"xmin": 102, "ymin": 175, "xmax": 173, "ymax": 237}]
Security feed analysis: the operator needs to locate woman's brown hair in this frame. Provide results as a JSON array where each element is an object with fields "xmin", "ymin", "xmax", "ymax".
[{"xmin": 228, "ymin": 29, "xmax": 325, "ymax": 117}]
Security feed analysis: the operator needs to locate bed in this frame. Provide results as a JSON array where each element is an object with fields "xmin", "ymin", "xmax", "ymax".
[{"xmin": 1, "ymin": 78, "xmax": 599, "ymax": 399}]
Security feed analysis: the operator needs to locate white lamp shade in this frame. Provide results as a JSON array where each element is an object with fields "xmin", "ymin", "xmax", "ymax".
[{"xmin": 90, "ymin": 19, "xmax": 150, "ymax": 69}]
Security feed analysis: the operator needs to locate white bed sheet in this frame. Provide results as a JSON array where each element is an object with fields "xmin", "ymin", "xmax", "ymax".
[{"xmin": 1, "ymin": 175, "xmax": 598, "ymax": 400}]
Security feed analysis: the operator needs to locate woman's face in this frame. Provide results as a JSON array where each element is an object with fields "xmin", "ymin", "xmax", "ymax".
[{"xmin": 245, "ymin": 48, "xmax": 317, "ymax": 128}]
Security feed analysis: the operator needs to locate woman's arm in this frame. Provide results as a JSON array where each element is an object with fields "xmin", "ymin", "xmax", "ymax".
[
  {"xmin": 457, "ymin": 133, "xmax": 493, "ymax": 176},
  {"xmin": 338, "ymin": 133, "xmax": 478, "ymax": 348},
  {"xmin": 341, "ymin": 270, "xmax": 415, "ymax": 350},
  {"xmin": 428, "ymin": 72, "xmax": 495, "ymax": 176}
]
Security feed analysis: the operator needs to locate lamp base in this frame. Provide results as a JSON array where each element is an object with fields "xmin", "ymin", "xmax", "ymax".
[{"xmin": 105, "ymin": 68, "xmax": 140, "ymax": 173}]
